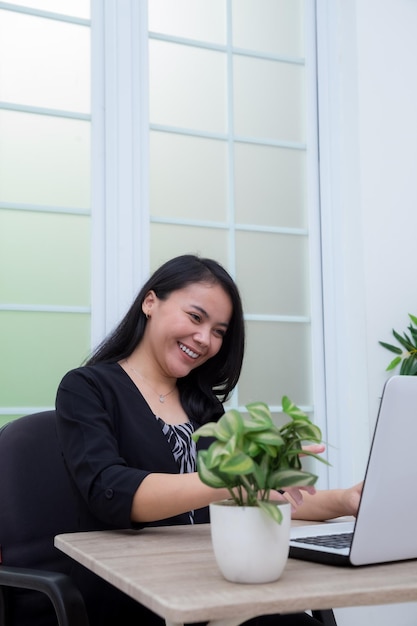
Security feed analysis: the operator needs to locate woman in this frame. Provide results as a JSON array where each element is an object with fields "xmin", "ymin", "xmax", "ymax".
[{"xmin": 56, "ymin": 254, "xmax": 361, "ymax": 625}]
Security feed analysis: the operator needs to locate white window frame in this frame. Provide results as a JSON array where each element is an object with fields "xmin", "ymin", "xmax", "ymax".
[
  {"xmin": 91, "ymin": 0, "xmax": 150, "ymax": 347},
  {"xmin": 316, "ymin": 0, "xmax": 370, "ymax": 488}
]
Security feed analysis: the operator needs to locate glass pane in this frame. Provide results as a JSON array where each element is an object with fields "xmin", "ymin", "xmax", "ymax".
[
  {"xmin": 150, "ymin": 223, "xmax": 229, "ymax": 270},
  {"xmin": 149, "ymin": 40, "xmax": 227, "ymax": 133},
  {"xmin": 0, "ymin": 311, "xmax": 90, "ymax": 407},
  {"xmin": 238, "ymin": 321, "xmax": 312, "ymax": 406},
  {"xmin": 234, "ymin": 56, "xmax": 305, "ymax": 143},
  {"xmin": 3, "ymin": 1, "xmax": 90, "ymax": 19},
  {"xmin": 0, "ymin": 110, "xmax": 90, "ymax": 208},
  {"xmin": 150, "ymin": 131, "xmax": 228, "ymax": 221},
  {"xmin": 0, "ymin": 210, "xmax": 90, "ymax": 306},
  {"xmin": 232, "ymin": 0, "xmax": 304, "ymax": 57},
  {"xmin": 236, "ymin": 232, "xmax": 309, "ymax": 316},
  {"xmin": 234, "ymin": 143, "xmax": 307, "ymax": 228},
  {"xmin": 149, "ymin": 0, "xmax": 225, "ymax": 44},
  {"xmin": 0, "ymin": 11, "xmax": 90, "ymax": 113},
  {"xmin": 0, "ymin": 415, "xmax": 22, "ymax": 428}
]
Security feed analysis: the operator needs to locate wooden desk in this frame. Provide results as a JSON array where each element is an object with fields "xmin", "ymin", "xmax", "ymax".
[{"xmin": 55, "ymin": 524, "xmax": 417, "ymax": 626}]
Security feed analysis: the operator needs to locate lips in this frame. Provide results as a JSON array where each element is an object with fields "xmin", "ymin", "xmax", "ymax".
[{"xmin": 179, "ymin": 342, "xmax": 199, "ymax": 359}]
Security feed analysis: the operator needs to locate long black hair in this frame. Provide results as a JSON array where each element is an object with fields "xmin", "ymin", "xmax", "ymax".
[{"xmin": 87, "ymin": 255, "xmax": 245, "ymax": 423}]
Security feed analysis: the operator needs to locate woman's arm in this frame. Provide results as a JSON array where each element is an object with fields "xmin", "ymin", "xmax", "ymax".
[
  {"xmin": 131, "ymin": 472, "xmax": 230, "ymax": 522},
  {"xmin": 132, "ymin": 473, "xmax": 363, "ymax": 523},
  {"xmin": 289, "ymin": 482, "xmax": 363, "ymax": 521}
]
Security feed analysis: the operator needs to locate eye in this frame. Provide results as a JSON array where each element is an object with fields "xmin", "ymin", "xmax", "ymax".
[
  {"xmin": 213, "ymin": 328, "xmax": 226, "ymax": 339},
  {"xmin": 189, "ymin": 312, "xmax": 201, "ymax": 323}
]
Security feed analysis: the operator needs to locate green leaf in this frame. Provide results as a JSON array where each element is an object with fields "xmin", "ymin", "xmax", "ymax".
[
  {"xmin": 192, "ymin": 421, "xmax": 218, "ymax": 441},
  {"xmin": 223, "ymin": 434, "xmax": 239, "ymax": 455},
  {"xmin": 400, "ymin": 356, "xmax": 417, "ymax": 375},
  {"xmin": 392, "ymin": 329, "xmax": 414, "ymax": 352},
  {"xmin": 248, "ymin": 429, "xmax": 284, "ymax": 448},
  {"xmin": 258, "ymin": 500, "xmax": 284, "ymax": 524},
  {"xmin": 204, "ymin": 441, "xmax": 228, "ymax": 468},
  {"xmin": 196, "ymin": 453, "xmax": 229, "ymax": 489},
  {"xmin": 403, "ymin": 331, "xmax": 414, "ymax": 347},
  {"xmin": 386, "ymin": 356, "xmax": 402, "ymax": 371},
  {"xmin": 298, "ymin": 449, "xmax": 331, "ymax": 466},
  {"xmin": 399, "ymin": 357, "xmax": 409, "ymax": 375},
  {"xmin": 246, "ymin": 401, "xmax": 271, "ymax": 421},
  {"xmin": 407, "ymin": 359, "xmax": 417, "ymax": 376},
  {"xmin": 281, "ymin": 451, "xmax": 302, "ymax": 470},
  {"xmin": 219, "ymin": 452, "xmax": 255, "ymax": 475},
  {"xmin": 245, "ymin": 402, "xmax": 274, "ymax": 429},
  {"xmin": 269, "ymin": 468, "xmax": 318, "ymax": 489},
  {"xmin": 408, "ymin": 326, "xmax": 417, "ymax": 345},
  {"xmin": 247, "ymin": 440, "xmax": 262, "ymax": 456},
  {"xmin": 379, "ymin": 316, "xmax": 417, "ymax": 376},
  {"xmin": 241, "ymin": 415, "xmax": 273, "ymax": 433},
  {"xmin": 379, "ymin": 341, "xmax": 402, "ymax": 355},
  {"xmin": 409, "ymin": 313, "xmax": 417, "ymax": 326},
  {"xmin": 282, "ymin": 396, "xmax": 309, "ymax": 420},
  {"xmin": 216, "ymin": 409, "xmax": 244, "ymax": 441},
  {"xmin": 250, "ymin": 460, "xmax": 267, "ymax": 490},
  {"xmin": 289, "ymin": 422, "xmax": 322, "ymax": 442}
]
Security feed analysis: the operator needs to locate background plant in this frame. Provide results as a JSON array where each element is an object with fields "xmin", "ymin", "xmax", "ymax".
[
  {"xmin": 379, "ymin": 313, "xmax": 417, "ymax": 375},
  {"xmin": 192, "ymin": 397, "xmax": 326, "ymax": 524}
]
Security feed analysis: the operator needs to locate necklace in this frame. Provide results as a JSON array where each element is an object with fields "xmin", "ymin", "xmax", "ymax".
[{"xmin": 125, "ymin": 360, "xmax": 176, "ymax": 403}]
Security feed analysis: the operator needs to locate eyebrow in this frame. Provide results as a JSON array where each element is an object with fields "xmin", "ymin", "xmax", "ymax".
[{"xmin": 191, "ymin": 305, "xmax": 229, "ymax": 328}]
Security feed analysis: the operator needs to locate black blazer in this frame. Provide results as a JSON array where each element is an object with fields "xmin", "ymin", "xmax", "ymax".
[{"xmin": 56, "ymin": 362, "xmax": 211, "ymax": 530}]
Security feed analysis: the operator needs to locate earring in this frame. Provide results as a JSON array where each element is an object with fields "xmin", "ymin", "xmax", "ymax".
[{"xmin": 146, "ymin": 313, "xmax": 150, "ymax": 320}]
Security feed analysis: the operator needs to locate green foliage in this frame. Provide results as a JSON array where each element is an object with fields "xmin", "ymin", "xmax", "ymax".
[
  {"xmin": 192, "ymin": 398, "xmax": 326, "ymax": 524},
  {"xmin": 379, "ymin": 313, "xmax": 417, "ymax": 375}
]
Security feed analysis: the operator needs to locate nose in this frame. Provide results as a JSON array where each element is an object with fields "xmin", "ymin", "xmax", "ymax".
[{"xmin": 194, "ymin": 326, "xmax": 210, "ymax": 347}]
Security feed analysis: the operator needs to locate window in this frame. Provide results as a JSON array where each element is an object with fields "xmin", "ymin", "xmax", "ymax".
[
  {"xmin": 0, "ymin": 1, "xmax": 91, "ymax": 425},
  {"xmin": 2, "ymin": 0, "xmax": 327, "ymax": 486},
  {"xmin": 146, "ymin": 0, "xmax": 323, "ymax": 414}
]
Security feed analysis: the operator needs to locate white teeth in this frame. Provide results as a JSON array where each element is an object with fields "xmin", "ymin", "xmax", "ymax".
[{"xmin": 179, "ymin": 343, "xmax": 199, "ymax": 359}]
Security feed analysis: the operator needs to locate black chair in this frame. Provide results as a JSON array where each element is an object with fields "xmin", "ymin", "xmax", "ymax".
[
  {"xmin": 312, "ymin": 611, "xmax": 338, "ymax": 626},
  {"xmin": 0, "ymin": 410, "xmax": 89, "ymax": 626}
]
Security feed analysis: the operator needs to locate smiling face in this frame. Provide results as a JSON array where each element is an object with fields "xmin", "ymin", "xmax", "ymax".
[{"xmin": 141, "ymin": 281, "xmax": 233, "ymax": 380}]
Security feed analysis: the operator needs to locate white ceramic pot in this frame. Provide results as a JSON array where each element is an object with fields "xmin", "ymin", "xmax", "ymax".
[{"xmin": 209, "ymin": 500, "xmax": 291, "ymax": 584}]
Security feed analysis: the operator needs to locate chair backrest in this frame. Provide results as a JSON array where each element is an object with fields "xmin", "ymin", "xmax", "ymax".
[
  {"xmin": 0, "ymin": 411, "xmax": 155, "ymax": 625},
  {"xmin": 0, "ymin": 411, "xmax": 79, "ymax": 575}
]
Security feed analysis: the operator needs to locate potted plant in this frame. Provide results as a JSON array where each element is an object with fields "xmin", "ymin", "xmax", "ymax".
[
  {"xmin": 192, "ymin": 397, "xmax": 325, "ymax": 583},
  {"xmin": 379, "ymin": 313, "xmax": 417, "ymax": 375}
]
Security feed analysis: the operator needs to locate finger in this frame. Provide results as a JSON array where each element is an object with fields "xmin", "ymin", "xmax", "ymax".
[
  {"xmin": 302, "ymin": 444, "xmax": 325, "ymax": 454},
  {"xmin": 282, "ymin": 488, "xmax": 303, "ymax": 506},
  {"xmin": 286, "ymin": 486, "xmax": 316, "ymax": 503}
]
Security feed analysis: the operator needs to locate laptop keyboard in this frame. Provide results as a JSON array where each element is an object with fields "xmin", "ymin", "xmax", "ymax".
[{"xmin": 292, "ymin": 532, "xmax": 353, "ymax": 550}]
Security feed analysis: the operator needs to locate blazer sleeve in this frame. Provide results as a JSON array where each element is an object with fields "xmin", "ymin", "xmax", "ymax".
[{"xmin": 55, "ymin": 367, "xmax": 150, "ymax": 529}]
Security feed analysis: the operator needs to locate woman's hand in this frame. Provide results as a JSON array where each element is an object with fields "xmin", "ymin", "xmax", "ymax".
[
  {"xmin": 301, "ymin": 443, "xmax": 326, "ymax": 456},
  {"xmin": 271, "ymin": 443, "xmax": 326, "ymax": 509},
  {"xmin": 288, "ymin": 481, "xmax": 364, "ymax": 521},
  {"xmin": 270, "ymin": 444, "xmax": 364, "ymax": 520},
  {"xmin": 339, "ymin": 481, "xmax": 363, "ymax": 517},
  {"xmin": 273, "ymin": 485, "xmax": 316, "ymax": 510}
]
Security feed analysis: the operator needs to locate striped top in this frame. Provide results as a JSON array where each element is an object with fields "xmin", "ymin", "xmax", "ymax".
[{"xmin": 156, "ymin": 416, "xmax": 197, "ymax": 524}]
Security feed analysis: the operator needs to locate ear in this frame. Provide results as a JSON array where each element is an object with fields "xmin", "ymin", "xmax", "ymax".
[{"xmin": 142, "ymin": 290, "xmax": 157, "ymax": 317}]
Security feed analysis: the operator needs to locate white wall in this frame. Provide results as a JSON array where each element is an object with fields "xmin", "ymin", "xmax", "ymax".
[
  {"xmin": 318, "ymin": 0, "xmax": 417, "ymax": 623},
  {"xmin": 319, "ymin": 0, "xmax": 417, "ymax": 485},
  {"xmin": 358, "ymin": 0, "xmax": 417, "ymax": 414}
]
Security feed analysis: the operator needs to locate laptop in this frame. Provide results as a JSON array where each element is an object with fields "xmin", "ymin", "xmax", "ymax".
[{"xmin": 289, "ymin": 375, "xmax": 417, "ymax": 566}]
